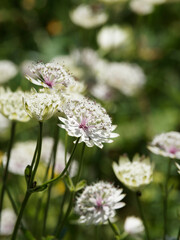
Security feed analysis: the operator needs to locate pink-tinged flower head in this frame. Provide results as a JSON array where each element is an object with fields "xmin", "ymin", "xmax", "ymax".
[
  {"xmin": 148, "ymin": 132, "xmax": 180, "ymax": 159},
  {"xmin": 75, "ymin": 181, "xmax": 125, "ymax": 225},
  {"xmin": 25, "ymin": 62, "xmax": 76, "ymax": 91},
  {"xmin": 58, "ymin": 97, "xmax": 119, "ymax": 148}
]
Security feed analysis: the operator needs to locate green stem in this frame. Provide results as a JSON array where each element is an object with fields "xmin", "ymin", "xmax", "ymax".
[
  {"xmin": 42, "ymin": 124, "xmax": 60, "ymax": 236},
  {"xmin": 11, "ymin": 122, "xmax": 43, "ymax": 240},
  {"xmin": 108, "ymin": 219, "xmax": 121, "ymax": 240},
  {"xmin": 0, "ymin": 121, "xmax": 16, "ymax": 229},
  {"xmin": 95, "ymin": 225, "xmax": 100, "ymax": 240},
  {"xmin": 177, "ymin": 226, "xmax": 180, "ymax": 240},
  {"xmin": 163, "ymin": 158, "xmax": 171, "ymax": 240},
  {"xmin": 33, "ymin": 138, "xmax": 80, "ymax": 191},
  {"xmin": 136, "ymin": 192, "xmax": 150, "ymax": 240},
  {"xmin": 55, "ymin": 142, "xmax": 86, "ymax": 237}
]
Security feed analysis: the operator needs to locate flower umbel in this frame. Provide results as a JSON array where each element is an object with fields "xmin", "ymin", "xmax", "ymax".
[
  {"xmin": 23, "ymin": 90, "xmax": 60, "ymax": 121},
  {"xmin": 58, "ymin": 97, "xmax": 119, "ymax": 148},
  {"xmin": 75, "ymin": 181, "xmax": 125, "ymax": 225},
  {"xmin": 148, "ymin": 131, "xmax": 180, "ymax": 159},
  {"xmin": 0, "ymin": 87, "xmax": 30, "ymax": 122},
  {"xmin": 112, "ymin": 154, "xmax": 153, "ymax": 191},
  {"xmin": 25, "ymin": 62, "xmax": 75, "ymax": 91}
]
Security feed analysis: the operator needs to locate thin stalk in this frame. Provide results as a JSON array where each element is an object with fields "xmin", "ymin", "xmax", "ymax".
[
  {"xmin": 163, "ymin": 158, "xmax": 171, "ymax": 240},
  {"xmin": 55, "ymin": 143, "xmax": 86, "ymax": 237},
  {"xmin": 0, "ymin": 121, "xmax": 16, "ymax": 229},
  {"xmin": 33, "ymin": 138, "xmax": 80, "ymax": 191},
  {"xmin": 64, "ymin": 132, "xmax": 68, "ymax": 165},
  {"xmin": 42, "ymin": 124, "xmax": 60, "ymax": 236},
  {"xmin": 136, "ymin": 192, "xmax": 150, "ymax": 240},
  {"xmin": 108, "ymin": 219, "xmax": 121, "ymax": 240},
  {"xmin": 177, "ymin": 227, "xmax": 180, "ymax": 240},
  {"xmin": 11, "ymin": 122, "xmax": 43, "ymax": 240}
]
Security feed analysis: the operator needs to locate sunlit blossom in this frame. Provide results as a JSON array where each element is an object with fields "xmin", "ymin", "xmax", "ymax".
[
  {"xmin": 124, "ymin": 216, "xmax": 144, "ymax": 235},
  {"xmin": 58, "ymin": 97, "xmax": 119, "ymax": 148},
  {"xmin": 112, "ymin": 154, "xmax": 153, "ymax": 191},
  {"xmin": 75, "ymin": 181, "xmax": 125, "ymax": 224},
  {"xmin": 0, "ymin": 60, "xmax": 18, "ymax": 84}
]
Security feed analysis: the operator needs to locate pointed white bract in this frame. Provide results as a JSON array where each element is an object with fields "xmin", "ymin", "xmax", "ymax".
[
  {"xmin": 58, "ymin": 97, "xmax": 119, "ymax": 148},
  {"xmin": 0, "ymin": 87, "xmax": 30, "ymax": 122},
  {"xmin": 148, "ymin": 132, "xmax": 180, "ymax": 159},
  {"xmin": 112, "ymin": 154, "xmax": 153, "ymax": 191},
  {"xmin": 75, "ymin": 181, "xmax": 125, "ymax": 225}
]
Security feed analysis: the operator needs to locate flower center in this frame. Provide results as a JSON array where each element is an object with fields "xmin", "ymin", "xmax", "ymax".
[
  {"xmin": 79, "ymin": 117, "xmax": 89, "ymax": 131},
  {"xmin": 95, "ymin": 197, "xmax": 103, "ymax": 210},
  {"xmin": 168, "ymin": 146, "xmax": 178, "ymax": 154},
  {"xmin": 44, "ymin": 79, "xmax": 54, "ymax": 88}
]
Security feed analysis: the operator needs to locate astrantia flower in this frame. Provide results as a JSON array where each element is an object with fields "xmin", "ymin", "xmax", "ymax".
[
  {"xmin": 112, "ymin": 154, "xmax": 153, "ymax": 191},
  {"xmin": 148, "ymin": 132, "xmax": 180, "ymax": 159},
  {"xmin": 25, "ymin": 62, "xmax": 76, "ymax": 91},
  {"xmin": 3, "ymin": 141, "xmax": 35, "ymax": 175},
  {"xmin": 0, "ymin": 87, "xmax": 30, "ymax": 122},
  {"xmin": 75, "ymin": 181, "xmax": 125, "ymax": 224},
  {"xmin": 58, "ymin": 97, "xmax": 119, "ymax": 148},
  {"xmin": 70, "ymin": 4, "xmax": 108, "ymax": 29},
  {"xmin": 0, "ymin": 208, "xmax": 16, "ymax": 236},
  {"xmin": 0, "ymin": 60, "xmax": 18, "ymax": 84},
  {"xmin": 23, "ymin": 90, "xmax": 60, "ymax": 121},
  {"xmin": 124, "ymin": 216, "xmax": 144, "ymax": 235}
]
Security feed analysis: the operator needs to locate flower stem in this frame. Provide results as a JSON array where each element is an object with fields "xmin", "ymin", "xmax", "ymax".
[
  {"xmin": 136, "ymin": 191, "xmax": 150, "ymax": 240},
  {"xmin": 55, "ymin": 142, "xmax": 86, "ymax": 238},
  {"xmin": 177, "ymin": 226, "xmax": 180, "ymax": 240},
  {"xmin": 42, "ymin": 123, "xmax": 60, "ymax": 236},
  {"xmin": 108, "ymin": 219, "xmax": 121, "ymax": 240},
  {"xmin": 11, "ymin": 122, "xmax": 43, "ymax": 240},
  {"xmin": 0, "ymin": 121, "xmax": 16, "ymax": 229},
  {"xmin": 163, "ymin": 158, "xmax": 171, "ymax": 240}
]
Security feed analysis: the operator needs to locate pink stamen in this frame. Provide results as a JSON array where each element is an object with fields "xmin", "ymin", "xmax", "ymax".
[
  {"xmin": 168, "ymin": 146, "xmax": 178, "ymax": 154},
  {"xmin": 79, "ymin": 117, "xmax": 89, "ymax": 131},
  {"xmin": 95, "ymin": 197, "xmax": 103, "ymax": 210}
]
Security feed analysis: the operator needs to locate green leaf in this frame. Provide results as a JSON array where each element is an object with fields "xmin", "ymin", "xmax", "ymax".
[
  {"xmin": 75, "ymin": 180, "xmax": 86, "ymax": 192},
  {"xmin": 33, "ymin": 184, "xmax": 48, "ymax": 192},
  {"xmin": 24, "ymin": 165, "xmax": 31, "ymax": 185},
  {"xmin": 64, "ymin": 175, "xmax": 75, "ymax": 192}
]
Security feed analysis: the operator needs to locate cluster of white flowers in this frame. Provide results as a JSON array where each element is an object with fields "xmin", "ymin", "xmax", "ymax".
[
  {"xmin": 0, "ymin": 208, "xmax": 16, "ymax": 236},
  {"xmin": 23, "ymin": 89, "xmax": 60, "ymax": 122},
  {"xmin": 148, "ymin": 132, "xmax": 180, "ymax": 159},
  {"xmin": 129, "ymin": 0, "xmax": 166, "ymax": 15},
  {"xmin": 59, "ymin": 97, "xmax": 119, "ymax": 148},
  {"xmin": 41, "ymin": 137, "xmax": 78, "ymax": 177},
  {"xmin": 97, "ymin": 25, "xmax": 131, "ymax": 51},
  {"xmin": 113, "ymin": 154, "xmax": 153, "ymax": 191},
  {"xmin": 75, "ymin": 181, "xmax": 125, "ymax": 224},
  {"xmin": 124, "ymin": 216, "xmax": 144, "ymax": 235},
  {"xmin": 0, "ymin": 60, "xmax": 18, "ymax": 84},
  {"xmin": 70, "ymin": 4, "xmax": 108, "ymax": 29},
  {"xmin": 0, "ymin": 87, "xmax": 30, "ymax": 122}
]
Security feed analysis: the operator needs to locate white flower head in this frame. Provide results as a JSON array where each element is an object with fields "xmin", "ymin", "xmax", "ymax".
[
  {"xmin": 124, "ymin": 216, "xmax": 144, "ymax": 235},
  {"xmin": 41, "ymin": 137, "xmax": 78, "ymax": 177},
  {"xmin": 23, "ymin": 90, "xmax": 60, "ymax": 122},
  {"xmin": 0, "ymin": 208, "xmax": 16, "ymax": 236},
  {"xmin": 75, "ymin": 181, "xmax": 125, "ymax": 225},
  {"xmin": 90, "ymin": 83, "xmax": 113, "ymax": 101},
  {"xmin": 97, "ymin": 25, "xmax": 131, "ymax": 51},
  {"xmin": 129, "ymin": 0, "xmax": 154, "ymax": 15},
  {"xmin": 0, "ymin": 60, "xmax": 18, "ymax": 84},
  {"xmin": 70, "ymin": 4, "xmax": 108, "ymax": 29},
  {"xmin": 3, "ymin": 141, "xmax": 36, "ymax": 175},
  {"xmin": 58, "ymin": 97, "xmax": 119, "ymax": 148},
  {"xmin": 25, "ymin": 62, "xmax": 76, "ymax": 91},
  {"xmin": 106, "ymin": 62, "xmax": 146, "ymax": 96},
  {"xmin": 0, "ymin": 87, "xmax": 30, "ymax": 122},
  {"xmin": 112, "ymin": 154, "xmax": 153, "ymax": 191},
  {"xmin": 148, "ymin": 132, "xmax": 180, "ymax": 159}
]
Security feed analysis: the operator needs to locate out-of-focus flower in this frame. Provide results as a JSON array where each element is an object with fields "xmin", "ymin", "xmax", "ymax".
[
  {"xmin": 97, "ymin": 25, "xmax": 131, "ymax": 51},
  {"xmin": 75, "ymin": 181, "xmax": 125, "ymax": 224},
  {"xmin": 99, "ymin": 0, "xmax": 128, "ymax": 3},
  {"xmin": 70, "ymin": 4, "xmax": 108, "ymax": 29},
  {"xmin": 41, "ymin": 137, "xmax": 78, "ymax": 177},
  {"xmin": 46, "ymin": 20, "xmax": 62, "ymax": 36},
  {"xmin": 0, "ymin": 87, "xmax": 30, "ymax": 122},
  {"xmin": 112, "ymin": 154, "xmax": 153, "ymax": 191},
  {"xmin": 0, "ymin": 208, "xmax": 16, "ymax": 236},
  {"xmin": 106, "ymin": 62, "xmax": 146, "ymax": 96},
  {"xmin": 59, "ymin": 97, "xmax": 119, "ymax": 148},
  {"xmin": 90, "ymin": 83, "xmax": 113, "ymax": 101},
  {"xmin": 124, "ymin": 216, "xmax": 144, "ymax": 235},
  {"xmin": 175, "ymin": 162, "xmax": 180, "ymax": 174},
  {"xmin": 0, "ymin": 114, "xmax": 10, "ymax": 134},
  {"xmin": 0, "ymin": 60, "xmax": 18, "ymax": 84},
  {"xmin": 3, "ymin": 141, "xmax": 35, "ymax": 175},
  {"xmin": 23, "ymin": 90, "xmax": 60, "ymax": 122},
  {"xmin": 25, "ymin": 62, "xmax": 76, "ymax": 91},
  {"xmin": 148, "ymin": 132, "xmax": 180, "ymax": 159},
  {"xmin": 130, "ymin": 0, "xmax": 154, "ymax": 15}
]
